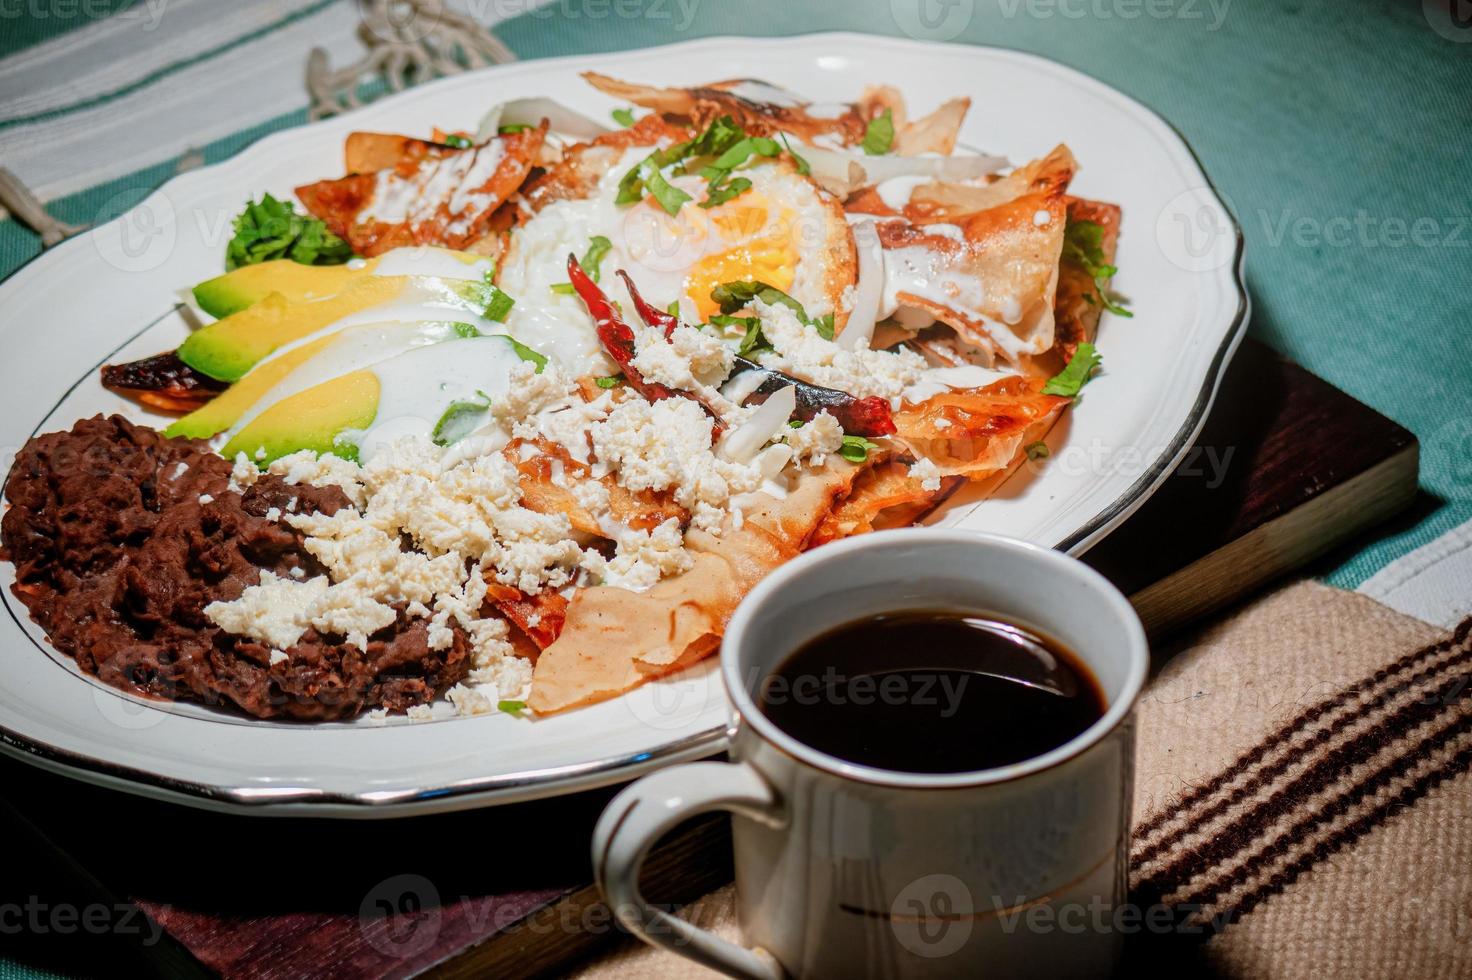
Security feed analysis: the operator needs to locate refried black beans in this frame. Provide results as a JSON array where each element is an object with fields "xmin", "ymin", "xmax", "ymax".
[{"xmin": 0, "ymin": 415, "xmax": 470, "ymax": 720}]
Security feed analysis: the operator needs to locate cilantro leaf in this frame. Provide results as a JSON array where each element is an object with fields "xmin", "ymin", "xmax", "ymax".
[
  {"xmin": 708, "ymin": 314, "xmax": 769, "ymax": 357},
  {"xmin": 442, "ymin": 133, "xmax": 473, "ymax": 148},
  {"xmin": 839, "ymin": 435, "xmax": 880, "ymax": 463},
  {"xmin": 432, "ymin": 390, "xmax": 493, "ymax": 446},
  {"xmin": 666, "ymin": 300, "xmax": 680, "ymax": 317},
  {"xmin": 464, "ymin": 275, "xmax": 515, "ymax": 322},
  {"xmin": 499, "ymin": 335, "xmax": 547, "ymax": 372},
  {"xmin": 615, "ymin": 117, "xmax": 749, "ymax": 211},
  {"xmin": 638, "ymin": 159, "xmax": 692, "ymax": 216},
  {"xmin": 224, "ymin": 194, "xmax": 353, "ymax": 270},
  {"xmin": 1062, "ymin": 219, "xmax": 1132, "ymax": 318},
  {"xmin": 1041, "ymin": 343, "xmax": 1102, "ymax": 398},
  {"xmin": 778, "ymin": 134, "xmax": 810, "ymax": 175},
  {"xmin": 550, "ymin": 235, "xmax": 615, "ymax": 293},
  {"xmin": 700, "ymin": 175, "xmax": 753, "ymax": 209},
  {"xmin": 497, "ymin": 123, "xmax": 533, "ymax": 135},
  {"xmin": 611, "ymin": 107, "xmax": 637, "ymax": 127},
  {"xmin": 595, "ymin": 375, "xmax": 623, "ymax": 389},
  {"xmin": 711, "ymin": 281, "xmax": 834, "ymax": 340},
  {"xmin": 497, "ymin": 699, "xmax": 527, "ymax": 715},
  {"xmin": 861, "ymin": 109, "xmax": 894, "ymax": 156}
]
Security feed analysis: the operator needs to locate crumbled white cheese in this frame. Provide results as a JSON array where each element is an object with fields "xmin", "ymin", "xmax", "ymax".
[
  {"xmin": 203, "ymin": 570, "xmax": 398, "ymax": 653},
  {"xmin": 591, "ymin": 398, "xmax": 764, "ymax": 532},
  {"xmin": 910, "ymin": 456, "xmax": 944, "ymax": 492},
  {"xmin": 204, "ymin": 572, "xmax": 327, "ymax": 650},
  {"xmin": 785, "ymin": 411, "xmax": 845, "ymax": 467},
  {"xmin": 630, "ymin": 324, "xmax": 740, "ymax": 420},
  {"xmin": 597, "ymin": 518, "xmax": 694, "ymax": 592},
  {"xmin": 267, "ymin": 451, "xmax": 367, "ymax": 507},
  {"xmin": 264, "ymin": 506, "xmax": 281, "ymax": 522},
  {"xmin": 198, "ymin": 494, "xmax": 215, "ymax": 505},
  {"xmin": 752, "ymin": 300, "xmax": 929, "ymax": 405},
  {"xmin": 268, "ymin": 650, "xmax": 289, "ymax": 666},
  {"xmin": 229, "ymin": 453, "xmax": 260, "ymax": 492}
]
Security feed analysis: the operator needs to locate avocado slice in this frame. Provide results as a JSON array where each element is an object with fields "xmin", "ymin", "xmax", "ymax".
[
  {"xmin": 193, "ymin": 260, "xmax": 371, "ymax": 319},
  {"xmin": 223, "ymin": 370, "xmax": 380, "ymax": 465},
  {"xmin": 177, "ymin": 276, "xmax": 405, "ymax": 383},
  {"xmin": 190, "ymin": 247, "xmax": 493, "ymax": 319},
  {"xmin": 165, "ymin": 334, "xmax": 339, "ymax": 441}
]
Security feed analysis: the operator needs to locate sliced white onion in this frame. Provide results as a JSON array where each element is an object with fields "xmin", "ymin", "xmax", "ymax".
[
  {"xmin": 793, "ymin": 138, "xmax": 1008, "ymax": 197},
  {"xmin": 718, "ymin": 369, "xmax": 768, "ymax": 406},
  {"xmin": 718, "ymin": 385, "xmax": 797, "ymax": 464},
  {"xmin": 837, "ymin": 219, "xmax": 883, "ymax": 351},
  {"xmin": 475, "ymin": 97, "xmax": 611, "ymax": 144}
]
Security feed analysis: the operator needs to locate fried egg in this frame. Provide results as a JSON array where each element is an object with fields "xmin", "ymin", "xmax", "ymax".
[{"xmin": 496, "ymin": 146, "xmax": 855, "ymax": 376}]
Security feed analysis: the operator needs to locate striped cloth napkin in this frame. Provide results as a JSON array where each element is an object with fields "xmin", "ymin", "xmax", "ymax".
[{"xmin": 575, "ymin": 580, "xmax": 1472, "ymax": 978}]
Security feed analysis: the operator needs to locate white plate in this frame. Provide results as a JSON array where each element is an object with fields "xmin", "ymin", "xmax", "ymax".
[{"xmin": 0, "ymin": 33, "xmax": 1246, "ymax": 816}]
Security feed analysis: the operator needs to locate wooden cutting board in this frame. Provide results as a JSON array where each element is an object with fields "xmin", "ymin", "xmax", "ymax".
[{"xmin": 0, "ymin": 340, "xmax": 1418, "ymax": 980}]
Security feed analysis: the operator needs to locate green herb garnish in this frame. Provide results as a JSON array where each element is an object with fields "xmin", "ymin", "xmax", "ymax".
[
  {"xmin": 861, "ymin": 109, "xmax": 894, "ymax": 155},
  {"xmin": 450, "ymin": 321, "xmax": 481, "ymax": 339},
  {"xmin": 1062, "ymin": 219, "xmax": 1131, "ymax": 318},
  {"xmin": 595, "ymin": 375, "xmax": 623, "ymax": 389},
  {"xmin": 224, "ymin": 194, "xmax": 353, "ymax": 270},
  {"xmin": 700, "ymin": 176, "xmax": 752, "ymax": 209},
  {"xmin": 712, "ymin": 281, "xmax": 833, "ymax": 340},
  {"xmin": 465, "ymin": 275, "xmax": 515, "ymax": 322},
  {"xmin": 1041, "ymin": 343, "xmax": 1102, "ymax": 398},
  {"xmin": 778, "ymin": 133, "xmax": 811, "ymax": 175},
  {"xmin": 614, "ymin": 116, "xmax": 752, "ymax": 213},
  {"xmin": 611, "ymin": 107, "xmax": 637, "ymax": 127},
  {"xmin": 839, "ymin": 435, "xmax": 880, "ymax": 463},
  {"xmin": 550, "ymin": 235, "xmax": 614, "ymax": 294},
  {"xmin": 498, "ymin": 699, "xmax": 527, "ymax": 715},
  {"xmin": 639, "ymin": 159, "xmax": 693, "ymax": 216},
  {"xmin": 501, "ymin": 336, "xmax": 548, "ymax": 372},
  {"xmin": 666, "ymin": 300, "xmax": 680, "ymax": 317},
  {"xmin": 432, "ymin": 390, "xmax": 493, "ymax": 446},
  {"xmin": 498, "ymin": 123, "xmax": 533, "ymax": 134},
  {"xmin": 1025, "ymin": 441, "xmax": 1050, "ymax": 460},
  {"xmin": 442, "ymin": 133, "xmax": 473, "ymax": 148}
]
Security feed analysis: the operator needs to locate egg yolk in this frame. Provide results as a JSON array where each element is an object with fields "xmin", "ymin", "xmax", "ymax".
[{"xmin": 684, "ymin": 195, "xmax": 800, "ymax": 320}]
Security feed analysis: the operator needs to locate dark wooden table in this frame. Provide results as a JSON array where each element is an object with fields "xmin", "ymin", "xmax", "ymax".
[{"xmin": 0, "ymin": 339, "xmax": 1419, "ymax": 979}]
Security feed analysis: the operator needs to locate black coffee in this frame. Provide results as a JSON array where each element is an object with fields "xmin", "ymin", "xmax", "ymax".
[{"xmin": 758, "ymin": 611, "xmax": 1106, "ymax": 774}]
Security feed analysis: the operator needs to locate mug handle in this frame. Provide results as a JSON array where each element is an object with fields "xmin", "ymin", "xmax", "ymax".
[{"xmin": 593, "ymin": 760, "xmax": 786, "ymax": 980}]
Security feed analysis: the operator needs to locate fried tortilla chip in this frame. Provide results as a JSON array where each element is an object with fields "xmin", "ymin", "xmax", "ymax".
[
  {"xmin": 526, "ymin": 461, "xmax": 862, "ymax": 713},
  {"xmin": 295, "ymin": 123, "xmax": 547, "ymax": 255},
  {"xmin": 1053, "ymin": 196, "xmax": 1122, "ymax": 360},
  {"xmin": 848, "ymin": 145, "xmax": 1078, "ymax": 364},
  {"xmin": 893, "ymin": 378, "xmax": 1068, "ymax": 478},
  {"xmin": 519, "ymin": 114, "xmax": 691, "ymax": 213}
]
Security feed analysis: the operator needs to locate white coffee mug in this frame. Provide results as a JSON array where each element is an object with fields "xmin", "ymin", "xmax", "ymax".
[{"xmin": 593, "ymin": 530, "xmax": 1148, "ymax": 979}]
